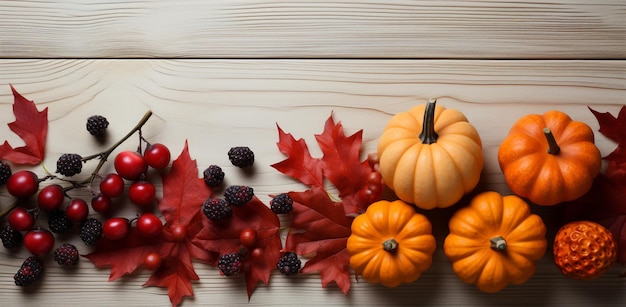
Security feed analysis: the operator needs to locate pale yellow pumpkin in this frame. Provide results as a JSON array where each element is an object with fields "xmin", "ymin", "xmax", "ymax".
[{"xmin": 377, "ymin": 100, "xmax": 483, "ymax": 209}]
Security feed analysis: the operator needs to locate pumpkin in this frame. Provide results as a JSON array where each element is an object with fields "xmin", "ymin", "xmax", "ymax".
[
  {"xmin": 497, "ymin": 110, "xmax": 601, "ymax": 206},
  {"xmin": 443, "ymin": 191, "xmax": 547, "ymax": 293},
  {"xmin": 347, "ymin": 199, "xmax": 436, "ymax": 287},
  {"xmin": 377, "ymin": 99, "xmax": 484, "ymax": 209}
]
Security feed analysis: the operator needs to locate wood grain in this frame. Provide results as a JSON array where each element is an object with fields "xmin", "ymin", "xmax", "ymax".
[
  {"xmin": 0, "ymin": 59, "xmax": 624, "ymax": 306},
  {"xmin": 0, "ymin": 1, "xmax": 624, "ymax": 59}
]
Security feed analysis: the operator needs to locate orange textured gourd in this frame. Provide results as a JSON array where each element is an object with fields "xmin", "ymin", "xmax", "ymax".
[
  {"xmin": 553, "ymin": 221, "xmax": 617, "ymax": 280},
  {"xmin": 347, "ymin": 200, "xmax": 436, "ymax": 287},
  {"xmin": 377, "ymin": 100, "xmax": 483, "ymax": 209},
  {"xmin": 443, "ymin": 191, "xmax": 547, "ymax": 293},
  {"xmin": 497, "ymin": 110, "xmax": 601, "ymax": 206}
]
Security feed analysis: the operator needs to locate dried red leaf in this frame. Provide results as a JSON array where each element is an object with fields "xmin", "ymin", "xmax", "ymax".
[
  {"xmin": 192, "ymin": 196, "xmax": 282, "ymax": 298},
  {"xmin": 284, "ymin": 187, "xmax": 353, "ymax": 294},
  {"xmin": 85, "ymin": 142, "xmax": 215, "ymax": 307},
  {"xmin": 316, "ymin": 115, "xmax": 381, "ymax": 215},
  {"xmin": 83, "ymin": 229, "xmax": 161, "ymax": 281},
  {"xmin": 0, "ymin": 85, "xmax": 48, "ymax": 164},
  {"xmin": 272, "ymin": 113, "xmax": 382, "ymax": 294},
  {"xmin": 272, "ymin": 124, "xmax": 323, "ymax": 187}
]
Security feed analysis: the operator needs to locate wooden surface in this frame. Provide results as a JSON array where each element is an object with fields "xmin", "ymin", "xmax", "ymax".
[{"xmin": 0, "ymin": 1, "xmax": 625, "ymax": 307}]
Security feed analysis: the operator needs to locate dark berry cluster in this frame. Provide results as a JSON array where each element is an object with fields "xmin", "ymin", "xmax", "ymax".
[
  {"xmin": 1, "ymin": 225, "xmax": 22, "ymax": 249},
  {"xmin": 277, "ymin": 252, "xmax": 301, "ymax": 276},
  {"xmin": 224, "ymin": 185, "xmax": 254, "ymax": 207},
  {"xmin": 0, "ymin": 161, "xmax": 11, "ymax": 184},
  {"xmin": 54, "ymin": 244, "xmax": 79, "ymax": 266},
  {"xmin": 14, "ymin": 256, "xmax": 44, "ymax": 287},
  {"xmin": 48, "ymin": 210, "xmax": 73, "ymax": 234},
  {"xmin": 80, "ymin": 218, "xmax": 103, "ymax": 246},
  {"xmin": 86, "ymin": 115, "xmax": 109, "ymax": 136},
  {"xmin": 202, "ymin": 198, "xmax": 232, "ymax": 221},
  {"xmin": 218, "ymin": 252, "xmax": 242, "ymax": 276},
  {"xmin": 56, "ymin": 153, "xmax": 83, "ymax": 177},
  {"xmin": 203, "ymin": 165, "xmax": 225, "ymax": 187},
  {"xmin": 228, "ymin": 146, "xmax": 254, "ymax": 168},
  {"xmin": 271, "ymin": 193, "xmax": 294, "ymax": 214}
]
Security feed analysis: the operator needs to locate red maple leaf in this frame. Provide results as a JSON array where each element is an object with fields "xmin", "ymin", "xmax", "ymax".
[
  {"xmin": 284, "ymin": 187, "xmax": 354, "ymax": 294},
  {"xmin": 566, "ymin": 106, "xmax": 626, "ymax": 265},
  {"xmin": 192, "ymin": 196, "xmax": 282, "ymax": 298},
  {"xmin": 0, "ymin": 85, "xmax": 48, "ymax": 164},
  {"xmin": 271, "ymin": 113, "xmax": 383, "ymax": 294},
  {"xmin": 84, "ymin": 142, "xmax": 215, "ymax": 307}
]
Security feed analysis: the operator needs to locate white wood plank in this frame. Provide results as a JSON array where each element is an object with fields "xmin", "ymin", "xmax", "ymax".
[
  {"xmin": 0, "ymin": 1, "xmax": 624, "ymax": 59},
  {"xmin": 0, "ymin": 60, "xmax": 624, "ymax": 306}
]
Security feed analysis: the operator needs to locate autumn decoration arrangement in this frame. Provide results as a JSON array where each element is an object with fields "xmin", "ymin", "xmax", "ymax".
[{"xmin": 0, "ymin": 85, "xmax": 623, "ymax": 306}]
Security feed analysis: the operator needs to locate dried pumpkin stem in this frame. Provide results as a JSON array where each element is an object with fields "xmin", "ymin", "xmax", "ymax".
[
  {"xmin": 419, "ymin": 99, "xmax": 439, "ymax": 144},
  {"xmin": 383, "ymin": 238, "xmax": 399, "ymax": 252},
  {"xmin": 490, "ymin": 236, "xmax": 507, "ymax": 251},
  {"xmin": 543, "ymin": 127, "xmax": 560, "ymax": 155}
]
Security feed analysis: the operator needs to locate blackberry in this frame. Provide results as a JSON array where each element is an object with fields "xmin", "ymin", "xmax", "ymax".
[
  {"xmin": 228, "ymin": 146, "xmax": 254, "ymax": 168},
  {"xmin": 218, "ymin": 252, "xmax": 242, "ymax": 276},
  {"xmin": 1, "ymin": 225, "xmax": 22, "ymax": 249},
  {"xmin": 224, "ymin": 185, "xmax": 254, "ymax": 207},
  {"xmin": 0, "ymin": 161, "xmax": 11, "ymax": 184},
  {"xmin": 56, "ymin": 153, "xmax": 83, "ymax": 177},
  {"xmin": 203, "ymin": 165, "xmax": 225, "ymax": 187},
  {"xmin": 271, "ymin": 193, "xmax": 294, "ymax": 214},
  {"xmin": 202, "ymin": 198, "xmax": 232, "ymax": 221},
  {"xmin": 54, "ymin": 243, "xmax": 79, "ymax": 266},
  {"xmin": 48, "ymin": 210, "xmax": 73, "ymax": 233},
  {"xmin": 86, "ymin": 115, "xmax": 109, "ymax": 136},
  {"xmin": 80, "ymin": 218, "xmax": 103, "ymax": 246},
  {"xmin": 14, "ymin": 256, "xmax": 44, "ymax": 287},
  {"xmin": 277, "ymin": 252, "xmax": 301, "ymax": 276}
]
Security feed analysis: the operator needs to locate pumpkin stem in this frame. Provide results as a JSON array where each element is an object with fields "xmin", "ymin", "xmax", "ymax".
[
  {"xmin": 419, "ymin": 99, "xmax": 439, "ymax": 144},
  {"xmin": 490, "ymin": 236, "xmax": 507, "ymax": 251},
  {"xmin": 543, "ymin": 128, "xmax": 560, "ymax": 155},
  {"xmin": 382, "ymin": 238, "xmax": 399, "ymax": 252}
]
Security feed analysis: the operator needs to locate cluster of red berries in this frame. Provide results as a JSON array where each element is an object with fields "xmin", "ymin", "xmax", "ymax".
[
  {"xmin": 0, "ymin": 114, "xmax": 174, "ymax": 287},
  {"xmin": 1, "ymin": 110, "xmax": 307, "ymax": 289}
]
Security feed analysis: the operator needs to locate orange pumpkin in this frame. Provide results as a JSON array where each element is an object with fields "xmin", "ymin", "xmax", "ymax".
[
  {"xmin": 443, "ymin": 191, "xmax": 547, "ymax": 293},
  {"xmin": 377, "ymin": 99, "xmax": 483, "ymax": 209},
  {"xmin": 347, "ymin": 200, "xmax": 436, "ymax": 287},
  {"xmin": 497, "ymin": 110, "xmax": 601, "ymax": 206}
]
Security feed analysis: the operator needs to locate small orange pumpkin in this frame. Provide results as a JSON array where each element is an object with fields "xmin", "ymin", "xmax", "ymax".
[
  {"xmin": 347, "ymin": 199, "xmax": 436, "ymax": 287},
  {"xmin": 497, "ymin": 110, "xmax": 601, "ymax": 206},
  {"xmin": 377, "ymin": 99, "xmax": 484, "ymax": 209},
  {"xmin": 443, "ymin": 191, "xmax": 547, "ymax": 293}
]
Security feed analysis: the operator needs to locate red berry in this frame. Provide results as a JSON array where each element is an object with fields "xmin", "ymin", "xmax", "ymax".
[
  {"xmin": 239, "ymin": 228, "xmax": 258, "ymax": 248},
  {"xmin": 114, "ymin": 151, "xmax": 147, "ymax": 181},
  {"xmin": 129, "ymin": 181, "xmax": 156, "ymax": 207},
  {"xmin": 91, "ymin": 193, "xmax": 113, "ymax": 213},
  {"xmin": 7, "ymin": 170, "xmax": 39, "ymax": 198},
  {"xmin": 66, "ymin": 198, "xmax": 89, "ymax": 222},
  {"xmin": 103, "ymin": 217, "xmax": 130, "ymax": 240},
  {"xmin": 144, "ymin": 143, "xmax": 171, "ymax": 169},
  {"xmin": 136, "ymin": 212, "xmax": 163, "ymax": 238},
  {"xmin": 143, "ymin": 252, "xmax": 162, "ymax": 270},
  {"xmin": 250, "ymin": 247, "xmax": 263, "ymax": 260},
  {"xmin": 99, "ymin": 173, "xmax": 125, "ymax": 198},
  {"xmin": 170, "ymin": 224, "xmax": 187, "ymax": 242},
  {"xmin": 8, "ymin": 207, "xmax": 35, "ymax": 231},
  {"xmin": 24, "ymin": 229, "xmax": 55, "ymax": 256},
  {"xmin": 37, "ymin": 184, "xmax": 65, "ymax": 211}
]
